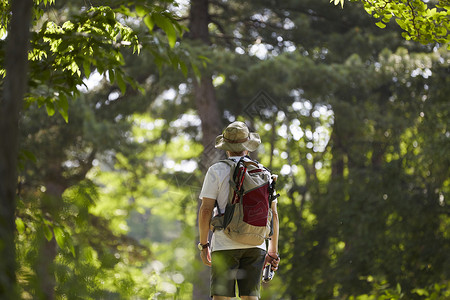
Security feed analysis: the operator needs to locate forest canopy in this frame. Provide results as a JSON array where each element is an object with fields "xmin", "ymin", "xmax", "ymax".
[{"xmin": 0, "ymin": 0, "xmax": 449, "ymax": 299}]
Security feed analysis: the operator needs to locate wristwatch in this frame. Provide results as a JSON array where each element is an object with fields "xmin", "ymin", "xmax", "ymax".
[{"xmin": 197, "ymin": 242, "xmax": 209, "ymax": 251}]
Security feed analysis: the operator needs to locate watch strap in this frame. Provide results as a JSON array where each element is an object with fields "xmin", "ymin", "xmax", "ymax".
[{"xmin": 198, "ymin": 242, "xmax": 209, "ymax": 250}]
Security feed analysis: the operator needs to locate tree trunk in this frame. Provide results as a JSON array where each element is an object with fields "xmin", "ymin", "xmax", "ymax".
[
  {"xmin": 189, "ymin": 0, "xmax": 223, "ymax": 299},
  {"xmin": 35, "ymin": 235, "xmax": 57, "ymax": 300},
  {"xmin": 189, "ymin": 0, "xmax": 211, "ymax": 44},
  {"xmin": 0, "ymin": 0, "xmax": 32, "ymax": 297},
  {"xmin": 193, "ymin": 77, "xmax": 223, "ymax": 155},
  {"xmin": 34, "ymin": 180, "xmax": 66, "ymax": 300}
]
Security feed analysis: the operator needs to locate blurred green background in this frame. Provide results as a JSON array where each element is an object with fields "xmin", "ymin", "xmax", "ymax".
[{"xmin": 1, "ymin": 0, "xmax": 449, "ymax": 299}]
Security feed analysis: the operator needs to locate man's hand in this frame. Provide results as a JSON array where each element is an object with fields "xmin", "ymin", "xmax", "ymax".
[
  {"xmin": 200, "ymin": 247, "xmax": 211, "ymax": 266},
  {"xmin": 264, "ymin": 252, "xmax": 280, "ymax": 271}
]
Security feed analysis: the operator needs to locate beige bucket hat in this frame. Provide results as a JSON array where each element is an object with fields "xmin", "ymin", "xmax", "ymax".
[{"xmin": 215, "ymin": 121, "xmax": 261, "ymax": 152}]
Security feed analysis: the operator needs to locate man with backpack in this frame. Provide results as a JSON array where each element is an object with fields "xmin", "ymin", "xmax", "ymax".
[{"xmin": 198, "ymin": 121, "xmax": 280, "ymax": 300}]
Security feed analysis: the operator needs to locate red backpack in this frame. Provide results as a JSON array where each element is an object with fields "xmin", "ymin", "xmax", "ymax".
[{"xmin": 210, "ymin": 157, "xmax": 278, "ymax": 246}]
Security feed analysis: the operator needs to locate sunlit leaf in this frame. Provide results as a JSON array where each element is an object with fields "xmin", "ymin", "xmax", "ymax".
[
  {"xmin": 376, "ymin": 21, "xmax": 386, "ymax": 28},
  {"xmin": 46, "ymin": 102, "xmax": 56, "ymax": 116},
  {"xmin": 53, "ymin": 226, "xmax": 65, "ymax": 248},
  {"xmin": 57, "ymin": 94, "xmax": 69, "ymax": 122},
  {"xmin": 144, "ymin": 14, "xmax": 155, "ymax": 32},
  {"xmin": 153, "ymin": 13, "xmax": 177, "ymax": 48},
  {"xmin": 15, "ymin": 218, "xmax": 25, "ymax": 234},
  {"xmin": 43, "ymin": 224, "xmax": 53, "ymax": 241},
  {"xmin": 135, "ymin": 5, "xmax": 147, "ymax": 17},
  {"xmin": 330, "ymin": 0, "xmax": 344, "ymax": 8}
]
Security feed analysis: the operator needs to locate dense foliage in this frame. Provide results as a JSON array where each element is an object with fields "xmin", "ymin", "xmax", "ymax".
[
  {"xmin": 333, "ymin": 0, "xmax": 450, "ymax": 45},
  {"xmin": 1, "ymin": 0, "xmax": 449, "ymax": 299},
  {"xmin": 1, "ymin": 0, "xmax": 186, "ymax": 298}
]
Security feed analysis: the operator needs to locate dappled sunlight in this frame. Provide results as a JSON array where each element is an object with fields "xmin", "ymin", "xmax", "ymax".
[{"xmin": 77, "ymin": 70, "xmax": 104, "ymax": 93}]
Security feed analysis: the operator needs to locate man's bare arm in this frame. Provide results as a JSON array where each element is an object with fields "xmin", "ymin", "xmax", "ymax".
[
  {"xmin": 198, "ymin": 197, "xmax": 215, "ymax": 266},
  {"xmin": 267, "ymin": 202, "xmax": 280, "ymax": 270}
]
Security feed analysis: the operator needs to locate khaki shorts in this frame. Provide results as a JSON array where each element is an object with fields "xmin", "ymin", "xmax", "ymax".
[{"xmin": 211, "ymin": 248, "xmax": 266, "ymax": 298}]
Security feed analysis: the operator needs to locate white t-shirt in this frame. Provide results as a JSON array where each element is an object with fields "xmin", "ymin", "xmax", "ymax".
[{"xmin": 199, "ymin": 156, "xmax": 275, "ymax": 252}]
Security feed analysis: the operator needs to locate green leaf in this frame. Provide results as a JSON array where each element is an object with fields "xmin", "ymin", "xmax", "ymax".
[
  {"xmin": 179, "ymin": 60, "xmax": 188, "ymax": 77},
  {"xmin": 173, "ymin": 22, "xmax": 188, "ymax": 36},
  {"xmin": 413, "ymin": 288, "xmax": 429, "ymax": 296},
  {"xmin": 138, "ymin": 86, "xmax": 146, "ymax": 95},
  {"xmin": 46, "ymin": 102, "xmax": 56, "ymax": 116},
  {"xmin": 144, "ymin": 15, "xmax": 154, "ymax": 32},
  {"xmin": 43, "ymin": 224, "xmax": 53, "ymax": 241},
  {"xmin": 53, "ymin": 226, "xmax": 65, "ymax": 248},
  {"xmin": 376, "ymin": 21, "xmax": 386, "ymax": 28},
  {"xmin": 168, "ymin": 52, "xmax": 179, "ymax": 69},
  {"xmin": 154, "ymin": 55, "xmax": 164, "ymax": 73},
  {"xmin": 401, "ymin": 32, "xmax": 411, "ymax": 40},
  {"xmin": 382, "ymin": 13, "xmax": 393, "ymax": 23},
  {"xmin": 330, "ymin": 0, "xmax": 344, "ymax": 8},
  {"xmin": 108, "ymin": 69, "xmax": 115, "ymax": 83},
  {"xmin": 437, "ymin": 27, "xmax": 447, "ymax": 37},
  {"xmin": 52, "ymin": 226, "xmax": 75, "ymax": 257},
  {"xmin": 427, "ymin": 8, "xmax": 437, "ymax": 17},
  {"xmin": 396, "ymin": 283, "xmax": 402, "ymax": 294},
  {"xmin": 135, "ymin": 5, "xmax": 147, "ymax": 17},
  {"xmin": 153, "ymin": 14, "xmax": 177, "ymax": 48},
  {"xmin": 67, "ymin": 238, "xmax": 76, "ymax": 257},
  {"xmin": 116, "ymin": 5, "xmax": 132, "ymax": 16},
  {"xmin": 191, "ymin": 62, "xmax": 201, "ymax": 83},
  {"xmin": 21, "ymin": 149, "xmax": 37, "ymax": 163},
  {"xmin": 395, "ymin": 18, "xmax": 406, "ymax": 28},
  {"xmin": 83, "ymin": 60, "xmax": 91, "ymax": 78},
  {"xmin": 116, "ymin": 71, "xmax": 126, "ymax": 94},
  {"xmin": 15, "ymin": 218, "xmax": 25, "ymax": 234},
  {"xmin": 57, "ymin": 94, "xmax": 69, "ymax": 122}
]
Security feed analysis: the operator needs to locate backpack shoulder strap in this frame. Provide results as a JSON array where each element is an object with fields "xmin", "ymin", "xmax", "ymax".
[
  {"xmin": 218, "ymin": 158, "xmax": 246, "ymax": 180},
  {"xmin": 218, "ymin": 157, "xmax": 249, "ymax": 204},
  {"xmin": 217, "ymin": 158, "xmax": 236, "ymax": 167}
]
